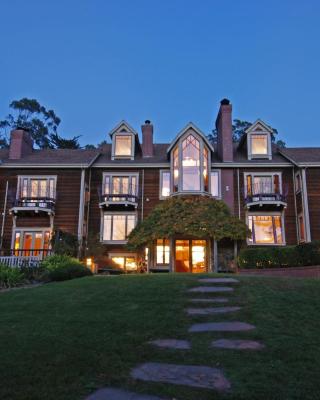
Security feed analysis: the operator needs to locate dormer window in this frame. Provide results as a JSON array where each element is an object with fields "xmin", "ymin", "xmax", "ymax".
[
  {"xmin": 110, "ymin": 121, "xmax": 139, "ymax": 160},
  {"xmin": 115, "ymin": 135, "xmax": 132, "ymax": 157},
  {"xmin": 246, "ymin": 120, "xmax": 273, "ymax": 160},
  {"xmin": 251, "ymin": 134, "xmax": 268, "ymax": 156}
]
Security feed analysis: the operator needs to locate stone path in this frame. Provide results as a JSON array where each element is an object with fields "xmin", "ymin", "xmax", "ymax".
[
  {"xmin": 189, "ymin": 286, "xmax": 234, "ymax": 293},
  {"xmin": 211, "ymin": 339, "xmax": 265, "ymax": 350},
  {"xmin": 148, "ymin": 339, "xmax": 190, "ymax": 350},
  {"xmin": 131, "ymin": 362, "xmax": 231, "ymax": 391},
  {"xmin": 86, "ymin": 387, "xmax": 167, "ymax": 400},
  {"xmin": 186, "ymin": 306, "xmax": 241, "ymax": 315},
  {"xmin": 188, "ymin": 297, "xmax": 229, "ymax": 303},
  {"xmin": 189, "ymin": 321, "xmax": 256, "ymax": 332},
  {"xmin": 198, "ymin": 278, "xmax": 239, "ymax": 284}
]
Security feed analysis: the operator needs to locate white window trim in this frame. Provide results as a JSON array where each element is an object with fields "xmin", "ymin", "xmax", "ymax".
[
  {"xmin": 243, "ymin": 172, "xmax": 282, "ymax": 197},
  {"xmin": 16, "ymin": 175, "xmax": 57, "ymax": 199},
  {"xmin": 247, "ymin": 131, "xmax": 272, "ymax": 160},
  {"xmin": 246, "ymin": 211, "xmax": 286, "ymax": 246},
  {"xmin": 100, "ymin": 211, "xmax": 137, "ymax": 244},
  {"xmin": 102, "ymin": 172, "xmax": 139, "ymax": 195},
  {"xmin": 170, "ymin": 130, "xmax": 212, "ymax": 195},
  {"xmin": 210, "ymin": 169, "xmax": 221, "ymax": 199},
  {"xmin": 111, "ymin": 131, "xmax": 135, "ymax": 160},
  {"xmin": 159, "ymin": 170, "xmax": 171, "ymax": 200},
  {"xmin": 11, "ymin": 228, "xmax": 52, "ymax": 250}
]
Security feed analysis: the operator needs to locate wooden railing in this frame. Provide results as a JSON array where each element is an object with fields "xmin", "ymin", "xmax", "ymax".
[
  {"xmin": 0, "ymin": 249, "xmax": 52, "ymax": 268},
  {"xmin": 12, "ymin": 197, "xmax": 56, "ymax": 211},
  {"xmin": 99, "ymin": 186, "xmax": 139, "ymax": 205}
]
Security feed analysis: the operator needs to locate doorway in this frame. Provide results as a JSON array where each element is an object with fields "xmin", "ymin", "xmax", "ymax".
[{"xmin": 175, "ymin": 239, "xmax": 207, "ymax": 273}]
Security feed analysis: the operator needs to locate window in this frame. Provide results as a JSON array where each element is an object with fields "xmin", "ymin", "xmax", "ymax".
[
  {"xmin": 13, "ymin": 230, "xmax": 51, "ymax": 256},
  {"xmin": 102, "ymin": 213, "xmax": 136, "ymax": 242},
  {"xmin": 182, "ymin": 135, "xmax": 201, "ymax": 191},
  {"xmin": 298, "ymin": 213, "xmax": 305, "ymax": 242},
  {"xmin": 295, "ymin": 172, "xmax": 302, "ymax": 193},
  {"xmin": 245, "ymin": 173, "xmax": 281, "ymax": 196},
  {"xmin": 210, "ymin": 171, "xmax": 220, "ymax": 197},
  {"xmin": 111, "ymin": 255, "xmax": 137, "ymax": 271},
  {"xmin": 248, "ymin": 215, "xmax": 284, "ymax": 245},
  {"xmin": 251, "ymin": 134, "xmax": 268, "ymax": 155},
  {"xmin": 160, "ymin": 171, "xmax": 170, "ymax": 199},
  {"xmin": 103, "ymin": 174, "xmax": 138, "ymax": 201},
  {"xmin": 203, "ymin": 147, "xmax": 209, "ymax": 192},
  {"xmin": 114, "ymin": 135, "xmax": 132, "ymax": 157},
  {"xmin": 19, "ymin": 176, "xmax": 56, "ymax": 199},
  {"xmin": 156, "ymin": 239, "xmax": 170, "ymax": 265},
  {"xmin": 173, "ymin": 147, "xmax": 179, "ymax": 192}
]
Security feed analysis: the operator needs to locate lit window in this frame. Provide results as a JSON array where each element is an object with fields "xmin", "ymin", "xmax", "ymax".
[
  {"xmin": 103, "ymin": 214, "xmax": 136, "ymax": 241},
  {"xmin": 111, "ymin": 256, "xmax": 137, "ymax": 271},
  {"xmin": 298, "ymin": 214, "xmax": 305, "ymax": 242},
  {"xmin": 173, "ymin": 147, "xmax": 179, "ymax": 192},
  {"xmin": 246, "ymin": 174, "xmax": 280, "ymax": 196},
  {"xmin": 156, "ymin": 239, "xmax": 170, "ymax": 265},
  {"xmin": 114, "ymin": 135, "xmax": 132, "ymax": 157},
  {"xmin": 248, "ymin": 215, "xmax": 284, "ymax": 245},
  {"xmin": 19, "ymin": 177, "xmax": 56, "ymax": 199},
  {"xmin": 210, "ymin": 171, "xmax": 220, "ymax": 197},
  {"xmin": 160, "ymin": 171, "xmax": 170, "ymax": 198},
  {"xmin": 103, "ymin": 174, "xmax": 138, "ymax": 201},
  {"xmin": 13, "ymin": 230, "xmax": 51, "ymax": 256},
  {"xmin": 182, "ymin": 135, "xmax": 201, "ymax": 191},
  {"xmin": 203, "ymin": 147, "xmax": 209, "ymax": 192},
  {"xmin": 251, "ymin": 134, "xmax": 268, "ymax": 155}
]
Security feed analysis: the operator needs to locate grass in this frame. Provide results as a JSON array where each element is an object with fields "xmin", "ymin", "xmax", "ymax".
[{"xmin": 0, "ymin": 274, "xmax": 320, "ymax": 400}]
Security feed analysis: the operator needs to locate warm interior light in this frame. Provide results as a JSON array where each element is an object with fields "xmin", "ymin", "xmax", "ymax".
[
  {"xmin": 174, "ymin": 169, "xmax": 179, "ymax": 178},
  {"xmin": 86, "ymin": 257, "xmax": 92, "ymax": 267}
]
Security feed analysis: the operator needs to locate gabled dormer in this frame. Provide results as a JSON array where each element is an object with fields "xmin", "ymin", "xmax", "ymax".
[
  {"xmin": 245, "ymin": 119, "xmax": 273, "ymax": 160},
  {"xmin": 109, "ymin": 121, "xmax": 140, "ymax": 160},
  {"xmin": 166, "ymin": 122, "xmax": 214, "ymax": 194}
]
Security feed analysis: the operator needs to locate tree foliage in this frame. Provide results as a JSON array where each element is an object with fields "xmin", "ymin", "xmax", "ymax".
[
  {"xmin": 126, "ymin": 196, "xmax": 250, "ymax": 250},
  {"xmin": 0, "ymin": 98, "xmax": 81, "ymax": 149},
  {"xmin": 208, "ymin": 118, "xmax": 286, "ymax": 148}
]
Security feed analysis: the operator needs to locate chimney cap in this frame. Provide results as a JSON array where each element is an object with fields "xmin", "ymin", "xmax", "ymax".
[
  {"xmin": 15, "ymin": 126, "xmax": 30, "ymax": 132},
  {"xmin": 144, "ymin": 120, "xmax": 151, "ymax": 125},
  {"xmin": 220, "ymin": 98, "xmax": 230, "ymax": 105}
]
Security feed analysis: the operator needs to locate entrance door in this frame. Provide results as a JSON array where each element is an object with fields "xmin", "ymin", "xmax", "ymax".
[{"xmin": 175, "ymin": 239, "xmax": 207, "ymax": 273}]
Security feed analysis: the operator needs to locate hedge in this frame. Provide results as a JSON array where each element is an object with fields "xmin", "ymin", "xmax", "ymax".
[
  {"xmin": 41, "ymin": 255, "xmax": 92, "ymax": 281},
  {"xmin": 238, "ymin": 241, "xmax": 320, "ymax": 269}
]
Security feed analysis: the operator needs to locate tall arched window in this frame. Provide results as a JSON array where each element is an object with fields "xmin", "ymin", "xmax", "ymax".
[{"xmin": 182, "ymin": 135, "xmax": 200, "ymax": 191}]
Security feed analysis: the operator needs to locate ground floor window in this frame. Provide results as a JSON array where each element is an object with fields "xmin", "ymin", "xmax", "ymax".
[
  {"xmin": 175, "ymin": 239, "xmax": 207, "ymax": 273},
  {"xmin": 111, "ymin": 255, "xmax": 137, "ymax": 271},
  {"xmin": 156, "ymin": 239, "xmax": 170, "ymax": 265},
  {"xmin": 248, "ymin": 215, "xmax": 284, "ymax": 245},
  {"xmin": 102, "ymin": 213, "xmax": 136, "ymax": 242},
  {"xmin": 13, "ymin": 229, "xmax": 51, "ymax": 256}
]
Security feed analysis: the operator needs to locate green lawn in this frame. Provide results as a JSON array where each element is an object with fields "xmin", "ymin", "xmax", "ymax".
[{"xmin": 1, "ymin": 274, "xmax": 320, "ymax": 400}]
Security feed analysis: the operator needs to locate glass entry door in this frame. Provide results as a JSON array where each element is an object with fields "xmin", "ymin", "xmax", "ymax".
[{"xmin": 175, "ymin": 239, "xmax": 207, "ymax": 273}]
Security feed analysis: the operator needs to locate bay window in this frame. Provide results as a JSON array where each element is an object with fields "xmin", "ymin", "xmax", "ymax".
[
  {"xmin": 182, "ymin": 135, "xmax": 201, "ymax": 191},
  {"xmin": 248, "ymin": 214, "xmax": 284, "ymax": 245},
  {"xmin": 102, "ymin": 213, "xmax": 136, "ymax": 242},
  {"xmin": 160, "ymin": 171, "xmax": 171, "ymax": 199}
]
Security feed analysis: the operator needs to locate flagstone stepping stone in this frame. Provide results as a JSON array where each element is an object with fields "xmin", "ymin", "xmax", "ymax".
[
  {"xmin": 198, "ymin": 278, "xmax": 239, "ymax": 284},
  {"xmin": 131, "ymin": 362, "xmax": 231, "ymax": 391},
  {"xmin": 189, "ymin": 297, "xmax": 229, "ymax": 303},
  {"xmin": 189, "ymin": 286, "xmax": 234, "ymax": 293},
  {"xmin": 211, "ymin": 339, "xmax": 264, "ymax": 350},
  {"xmin": 148, "ymin": 339, "xmax": 191, "ymax": 350},
  {"xmin": 86, "ymin": 387, "xmax": 167, "ymax": 400},
  {"xmin": 189, "ymin": 321, "xmax": 255, "ymax": 332},
  {"xmin": 186, "ymin": 306, "xmax": 241, "ymax": 315}
]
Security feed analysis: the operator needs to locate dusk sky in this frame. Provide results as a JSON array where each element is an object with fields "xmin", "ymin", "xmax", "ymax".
[{"xmin": 1, "ymin": 0, "xmax": 319, "ymax": 147}]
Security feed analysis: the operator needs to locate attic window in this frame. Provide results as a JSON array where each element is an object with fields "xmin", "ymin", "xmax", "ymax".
[
  {"xmin": 251, "ymin": 134, "xmax": 268, "ymax": 155},
  {"xmin": 115, "ymin": 135, "xmax": 132, "ymax": 157}
]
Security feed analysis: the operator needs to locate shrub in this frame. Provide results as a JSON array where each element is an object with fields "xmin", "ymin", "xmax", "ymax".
[
  {"xmin": 41, "ymin": 255, "xmax": 92, "ymax": 282},
  {"xmin": 238, "ymin": 246, "xmax": 301, "ymax": 269},
  {"xmin": 0, "ymin": 264, "xmax": 25, "ymax": 289},
  {"xmin": 296, "ymin": 241, "xmax": 320, "ymax": 266}
]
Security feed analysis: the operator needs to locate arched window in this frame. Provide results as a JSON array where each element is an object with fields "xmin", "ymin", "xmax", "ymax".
[{"xmin": 182, "ymin": 135, "xmax": 201, "ymax": 191}]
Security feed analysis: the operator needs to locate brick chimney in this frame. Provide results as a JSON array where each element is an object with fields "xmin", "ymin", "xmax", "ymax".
[
  {"xmin": 141, "ymin": 120, "xmax": 154, "ymax": 157},
  {"xmin": 216, "ymin": 98, "xmax": 233, "ymax": 162},
  {"xmin": 9, "ymin": 129, "xmax": 33, "ymax": 160}
]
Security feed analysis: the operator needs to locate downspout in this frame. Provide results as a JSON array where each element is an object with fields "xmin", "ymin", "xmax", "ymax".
[
  {"xmin": 301, "ymin": 168, "xmax": 311, "ymax": 242},
  {"xmin": 0, "ymin": 181, "xmax": 9, "ymax": 250},
  {"xmin": 292, "ymin": 166, "xmax": 299, "ymax": 243},
  {"xmin": 141, "ymin": 169, "xmax": 145, "ymax": 220}
]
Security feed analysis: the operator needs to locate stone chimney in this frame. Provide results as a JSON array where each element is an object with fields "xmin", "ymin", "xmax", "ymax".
[
  {"xmin": 216, "ymin": 98, "xmax": 233, "ymax": 162},
  {"xmin": 141, "ymin": 120, "xmax": 154, "ymax": 158},
  {"xmin": 9, "ymin": 129, "xmax": 33, "ymax": 160}
]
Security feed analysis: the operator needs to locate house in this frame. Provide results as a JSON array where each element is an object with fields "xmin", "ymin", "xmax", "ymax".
[{"xmin": 0, "ymin": 99, "xmax": 319, "ymax": 272}]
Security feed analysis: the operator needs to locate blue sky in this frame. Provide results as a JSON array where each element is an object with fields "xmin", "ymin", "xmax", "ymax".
[{"xmin": 1, "ymin": 0, "xmax": 319, "ymax": 147}]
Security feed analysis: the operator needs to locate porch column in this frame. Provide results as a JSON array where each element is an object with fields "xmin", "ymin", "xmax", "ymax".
[{"xmin": 213, "ymin": 239, "xmax": 218, "ymax": 273}]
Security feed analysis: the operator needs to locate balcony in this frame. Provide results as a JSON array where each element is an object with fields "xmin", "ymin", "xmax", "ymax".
[
  {"xmin": 10, "ymin": 196, "xmax": 56, "ymax": 216},
  {"xmin": 244, "ymin": 183, "xmax": 287, "ymax": 210},
  {"xmin": 99, "ymin": 184, "xmax": 139, "ymax": 209}
]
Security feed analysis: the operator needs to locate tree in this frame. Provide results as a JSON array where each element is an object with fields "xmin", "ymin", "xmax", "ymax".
[
  {"xmin": 126, "ymin": 196, "xmax": 250, "ymax": 250},
  {"xmin": 0, "ymin": 98, "xmax": 81, "ymax": 149},
  {"xmin": 208, "ymin": 118, "xmax": 286, "ymax": 148}
]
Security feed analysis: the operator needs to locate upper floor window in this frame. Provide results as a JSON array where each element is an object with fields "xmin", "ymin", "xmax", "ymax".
[
  {"xmin": 103, "ymin": 173, "xmax": 138, "ymax": 199},
  {"xmin": 245, "ymin": 173, "xmax": 281, "ymax": 196},
  {"xmin": 246, "ymin": 120, "xmax": 273, "ymax": 160},
  {"xmin": 18, "ymin": 176, "xmax": 56, "ymax": 200},
  {"xmin": 210, "ymin": 171, "xmax": 220, "ymax": 197},
  {"xmin": 160, "ymin": 170, "xmax": 170, "ymax": 199},
  {"xmin": 182, "ymin": 135, "xmax": 201, "ymax": 191},
  {"xmin": 115, "ymin": 135, "xmax": 132, "ymax": 157},
  {"xmin": 110, "ymin": 121, "xmax": 137, "ymax": 160},
  {"xmin": 251, "ymin": 134, "xmax": 268, "ymax": 155}
]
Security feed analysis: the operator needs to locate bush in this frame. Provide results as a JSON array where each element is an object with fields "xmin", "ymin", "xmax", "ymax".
[
  {"xmin": 238, "ymin": 241, "xmax": 320, "ymax": 269},
  {"xmin": 41, "ymin": 255, "xmax": 92, "ymax": 282},
  {"xmin": 0, "ymin": 264, "xmax": 25, "ymax": 289}
]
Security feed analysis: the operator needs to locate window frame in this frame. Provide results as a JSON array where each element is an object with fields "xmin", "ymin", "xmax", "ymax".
[
  {"xmin": 111, "ymin": 131, "xmax": 135, "ymax": 160},
  {"xmin": 247, "ymin": 131, "xmax": 272, "ymax": 160},
  {"xmin": 246, "ymin": 212, "xmax": 286, "ymax": 246},
  {"xmin": 210, "ymin": 170, "xmax": 221, "ymax": 198},
  {"xmin": 101, "ymin": 211, "xmax": 137, "ymax": 244},
  {"xmin": 11, "ymin": 228, "xmax": 52, "ymax": 254},
  {"xmin": 108, "ymin": 252, "xmax": 138, "ymax": 271},
  {"xmin": 156, "ymin": 238, "xmax": 170, "ymax": 266},
  {"xmin": 159, "ymin": 170, "xmax": 171, "ymax": 199},
  {"xmin": 244, "ymin": 172, "xmax": 282, "ymax": 197},
  {"xmin": 102, "ymin": 172, "xmax": 139, "ymax": 198},
  {"xmin": 17, "ymin": 175, "xmax": 57, "ymax": 200}
]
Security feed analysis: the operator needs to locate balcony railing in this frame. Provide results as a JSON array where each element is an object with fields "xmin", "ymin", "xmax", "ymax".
[
  {"xmin": 11, "ymin": 197, "xmax": 56, "ymax": 213},
  {"xmin": 244, "ymin": 183, "xmax": 288, "ymax": 208},
  {"xmin": 99, "ymin": 185, "xmax": 139, "ymax": 207}
]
